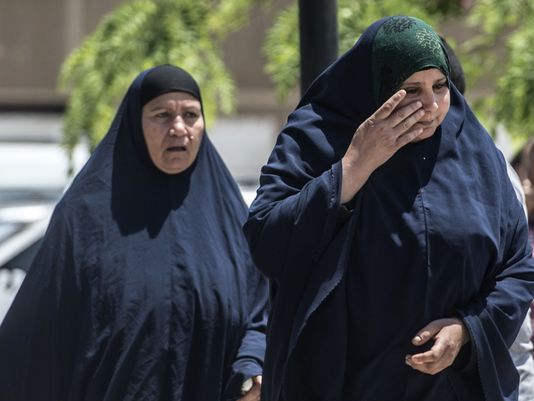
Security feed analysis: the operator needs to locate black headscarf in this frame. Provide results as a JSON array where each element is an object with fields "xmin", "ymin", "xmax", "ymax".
[
  {"xmin": 140, "ymin": 64, "xmax": 202, "ymax": 107},
  {"xmin": 0, "ymin": 65, "xmax": 268, "ymax": 401},
  {"xmin": 244, "ymin": 16, "xmax": 534, "ymax": 401}
]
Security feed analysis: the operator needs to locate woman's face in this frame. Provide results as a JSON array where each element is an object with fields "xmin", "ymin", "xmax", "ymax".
[
  {"xmin": 142, "ymin": 91, "xmax": 204, "ymax": 174},
  {"xmin": 397, "ymin": 68, "xmax": 450, "ymax": 142}
]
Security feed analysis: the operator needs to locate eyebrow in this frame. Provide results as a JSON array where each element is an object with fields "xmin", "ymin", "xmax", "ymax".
[
  {"xmin": 146, "ymin": 105, "xmax": 168, "ymax": 113},
  {"xmin": 147, "ymin": 103, "xmax": 201, "ymax": 112},
  {"xmin": 402, "ymin": 77, "xmax": 448, "ymax": 86}
]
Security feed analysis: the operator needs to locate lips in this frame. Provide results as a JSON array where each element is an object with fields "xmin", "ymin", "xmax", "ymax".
[{"xmin": 417, "ymin": 120, "xmax": 434, "ymax": 126}]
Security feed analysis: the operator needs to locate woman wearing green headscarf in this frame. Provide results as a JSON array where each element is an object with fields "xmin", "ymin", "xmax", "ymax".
[{"xmin": 244, "ymin": 16, "xmax": 534, "ymax": 401}]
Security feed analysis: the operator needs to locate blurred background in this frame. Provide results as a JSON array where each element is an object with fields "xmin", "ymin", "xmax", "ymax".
[{"xmin": 1, "ymin": 0, "xmax": 534, "ymax": 321}]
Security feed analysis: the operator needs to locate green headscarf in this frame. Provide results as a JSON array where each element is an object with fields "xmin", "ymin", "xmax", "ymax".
[{"xmin": 372, "ymin": 16, "xmax": 450, "ymax": 105}]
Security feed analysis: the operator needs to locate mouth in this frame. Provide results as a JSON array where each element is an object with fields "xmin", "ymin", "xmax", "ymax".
[
  {"xmin": 166, "ymin": 145, "xmax": 187, "ymax": 152},
  {"xmin": 417, "ymin": 120, "xmax": 434, "ymax": 127}
]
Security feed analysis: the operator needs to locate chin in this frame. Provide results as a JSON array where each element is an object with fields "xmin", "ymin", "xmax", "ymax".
[
  {"xmin": 155, "ymin": 162, "xmax": 188, "ymax": 175},
  {"xmin": 165, "ymin": 164, "xmax": 190, "ymax": 174},
  {"xmin": 158, "ymin": 155, "xmax": 194, "ymax": 174},
  {"xmin": 411, "ymin": 126, "xmax": 437, "ymax": 143}
]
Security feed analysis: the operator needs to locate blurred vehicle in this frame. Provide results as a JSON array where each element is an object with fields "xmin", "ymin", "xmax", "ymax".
[
  {"xmin": 0, "ymin": 202, "xmax": 54, "ymax": 322},
  {"xmin": 0, "ymin": 113, "xmax": 89, "ymax": 323}
]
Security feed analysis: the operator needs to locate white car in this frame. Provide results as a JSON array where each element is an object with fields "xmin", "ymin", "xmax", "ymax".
[
  {"xmin": 0, "ymin": 202, "xmax": 55, "ymax": 322},
  {"xmin": 0, "ymin": 124, "xmax": 89, "ymax": 323}
]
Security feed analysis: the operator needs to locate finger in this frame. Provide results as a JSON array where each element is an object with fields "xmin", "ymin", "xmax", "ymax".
[
  {"xmin": 409, "ymin": 341, "xmax": 447, "ymax": 365},
  {"xmin": 389, "ymin": 100, "xmax": 423, "ymax": 128},
  {"xmin": 406, "ymin": 350, "xmax": 435, "ymax": 365},
  {"xmin": 393, "ymin": 104, "xmax": 425, "ymax": 132},
  {"xmin": 238, "ymin": 385, "xmax": 261, "ymax": 401},
  {"xmin": 412, "ymin": 319, "xmax": 446, "ymax": 346},
  {"xmin": 245, "ymin": 384, "xmax": 262, "ymax": 400},
  {"xmin": 395, "ymin": 128, "xmax": 424, "ymax": 148},
  {"xmin": 405, "ymin": 357, "xmax": 443, "ymax": 375},
  {"xmin": 373, "ymin": 89, "xmax": 407, "ymax": 120}
]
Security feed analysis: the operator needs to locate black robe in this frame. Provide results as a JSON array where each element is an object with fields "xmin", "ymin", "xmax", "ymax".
[
  {"xmin": 0, "ymin": 66, "xmax": 268, "ymax": 401},
  {"xmin": 244, "ymin": 17, "xmax": 534, "ymax": 401}
]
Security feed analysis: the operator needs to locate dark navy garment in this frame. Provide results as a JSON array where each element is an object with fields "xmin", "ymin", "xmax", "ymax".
[
  {"xmin": 244, "ymin": 17, "xmax": 534, "ymax": 401},
  {"xmin": 0, "ymin": 67, "xmax": 268, "ymax": 401}
]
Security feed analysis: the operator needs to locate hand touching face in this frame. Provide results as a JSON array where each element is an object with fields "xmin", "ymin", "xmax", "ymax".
[
  {"xmin": 340, "ymin": 68, "xmax": 451, "ymax": 204},
  {"xmin": 397, "ymin": 68, "xmax": 450, "ymax": 142}
]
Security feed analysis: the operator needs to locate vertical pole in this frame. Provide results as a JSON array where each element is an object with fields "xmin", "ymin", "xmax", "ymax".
[{"xmin": 298, "ymin": 0, "xmax": 338, "ymax": 95}]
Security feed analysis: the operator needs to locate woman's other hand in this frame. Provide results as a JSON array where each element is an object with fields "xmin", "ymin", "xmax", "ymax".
[
  {"xmin": 238, "ymin": 375, "xmax": 262, "ymax": 401},
  {"xmin": 341, "ymin": 89, "xmax": 425, "ymax": 203},
  {"xmin": 405, "ymin": 318, "xmax": 470, "ymax": 375}
]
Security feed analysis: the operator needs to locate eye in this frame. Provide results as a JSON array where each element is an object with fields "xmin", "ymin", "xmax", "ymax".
[
  {"xmin": 155, "ymin": 111, "xmax": 171, "ymax": 119},
  {"xmin": 433, "ymin": 81, "xmax": 448, "ymax": 91},
  {"xmin": 184, "ymin": 111, "xmax": 200, "ymax": 119},
  {"xmin": 403, "ymin": 87, "xmax": 419, "ymax": 95}
]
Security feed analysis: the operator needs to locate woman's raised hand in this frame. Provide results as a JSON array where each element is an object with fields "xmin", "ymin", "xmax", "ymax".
[{"xmin": 340, "ymin": 90, "xmax": 425, "ymax": 203}]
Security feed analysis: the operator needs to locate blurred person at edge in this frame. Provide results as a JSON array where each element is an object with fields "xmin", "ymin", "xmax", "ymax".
[
  {"xmin": 512, "ymin": 139, "xmax": 534, "ymax": 360},
  {"xmin": 441, "ymin": 36, "xmax": 534, "ymax": 401},
  {"xmin": 0, "ymin": 65, "xmax": 267, "ymax": 401},
  {"xmin": 244, "ymin": 16, "xmax": 534, "ymax": 401}
]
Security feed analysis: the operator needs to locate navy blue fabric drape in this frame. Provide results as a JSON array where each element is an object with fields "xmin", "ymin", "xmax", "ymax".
[
  {"xmin": 244, "ymin": 17, "xmax": 534, "ymax": 401},
  {"xmin": 0, "ymin": 66, "xmax": 268, "ymax": 401}
]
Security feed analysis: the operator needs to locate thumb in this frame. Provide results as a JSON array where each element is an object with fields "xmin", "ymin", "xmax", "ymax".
[
  {"xmin": 253, "ymin": 375, "xmax": 262, "ymax": 385},
  {"xmin": 412, "ymin": 319, "xmax": 444, "ymax": 346}
]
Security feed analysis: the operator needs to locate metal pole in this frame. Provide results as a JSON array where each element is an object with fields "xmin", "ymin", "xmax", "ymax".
[{"xmin": 298, "ymin": 0, "xmax": 338, "ymax": 95}]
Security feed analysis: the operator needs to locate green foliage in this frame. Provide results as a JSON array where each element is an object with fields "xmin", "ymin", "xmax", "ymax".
[
  {"xmin": 263, "ymin": 0, "xmax": 448, "ymax": 100},
  {"xmin": 59, "ymin": 0, "xmax": 263, "ymax": 153},
  {"xmin": 263, "ymin": 5, "xmax": 299, "ymax": 100},
  {"xmin": 469, "ymin": 0, "xmax": 533, "ymax": 40},
  {"xmin": 465, "ymin": 0, "xmax": 534, "ymax": 140},
  {"xmin": 494, "ymin": 24, "xmax": 534, "ymax": 137}
]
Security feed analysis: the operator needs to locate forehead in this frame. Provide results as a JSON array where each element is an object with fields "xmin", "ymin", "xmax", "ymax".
[
  {"xmin": 144, "ymin": 91, "xmax": 200, "ymax": 108},
  {"xmin": 402, "ymin": 68, "xmax": 446, "ymax": 84}
]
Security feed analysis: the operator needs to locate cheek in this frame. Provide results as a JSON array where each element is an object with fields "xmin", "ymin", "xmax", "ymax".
[
  {"xmin": 194, "ymin": 120, "xmax": 205, "ymax": 135},
  {"xmin": 142, "ymin": 124, "xmax": 153, "ymax": 146},
  {"xmin": 192, "ymin": 130, "xmax": 205, "ymax": 154},
  {"xmin": 437, "ymin": 94, "xmax": 450, "ymax": 122},
  {"xmin": 142, "ymin": 125, "xmax": 165, "ymax": 161},
  {"xmin": 191, "ymin": 122, "xmax": 205, "ymax": 142}
]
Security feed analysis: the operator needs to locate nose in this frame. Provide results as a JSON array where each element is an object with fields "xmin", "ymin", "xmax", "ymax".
[
  {"xmin": 169, "ymin": 117, "xmax": 188, "ymax": 137},
  {"xmin": 420, "ymin": 91, "xmax": 439, "ymax": 113}
]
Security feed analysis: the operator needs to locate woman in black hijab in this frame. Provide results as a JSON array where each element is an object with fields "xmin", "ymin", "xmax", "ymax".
[
  {"xmin": 0, "ymin": 65, "xmax": 268, "ymax": 401},
  {"xmin": 244, "ymin": 16, "xmax": 534, "ymax": 401}
]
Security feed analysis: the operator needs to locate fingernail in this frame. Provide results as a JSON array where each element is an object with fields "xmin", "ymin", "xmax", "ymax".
[{"xmin": 413, "ymin": 335, "xmax": 422, "ymax": 343}]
